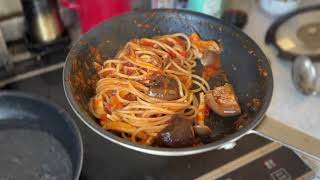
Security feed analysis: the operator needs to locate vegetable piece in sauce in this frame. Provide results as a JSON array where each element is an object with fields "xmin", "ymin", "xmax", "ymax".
[
  {"xmin": 148, "ymin": 75, "xmax": 180, "ymax": 100},
  {"xmin": 154, "ymin": 115, "xmax": 195, "ymax": 148},
  {"xmin": 193, "ymin": 93, "xmax": 212, "ymax": 137},
  {"xmin": 202, "ymin": 53, "xmax": 222, "ymax": 80},
  {"xmin": 189, "ymin": 33, "xmax": 222, "ymax": 54},
  {"xmin": 205, "ymin": 83, "xmax": 241, "ymax": 117}
]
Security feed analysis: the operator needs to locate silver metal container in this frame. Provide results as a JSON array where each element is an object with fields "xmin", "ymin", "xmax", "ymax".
[{"xmin": 21, "ymin": 0, "xmax": 64, "ymax": 43}]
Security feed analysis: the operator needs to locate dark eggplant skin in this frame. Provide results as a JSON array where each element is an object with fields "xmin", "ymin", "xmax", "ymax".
[
  {"xmin": 148, "ymin": 75, "xmax": 180, "ymax": 100},
  {"xmin": 154, "ymin": 115, "xmax": 195, "ymax": 148},
  {"xmin": 205, "ymin": 73, "xmax": 241, "ymax": 117}
]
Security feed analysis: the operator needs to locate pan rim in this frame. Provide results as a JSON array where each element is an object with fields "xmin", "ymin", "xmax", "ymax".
[
  {"xmin": 0, "ymin": 91, "xmax": 83, "ymax": 179},
  {"xmin": 63, "ymin": 9, "xmax": 273, "ymax": 156}
]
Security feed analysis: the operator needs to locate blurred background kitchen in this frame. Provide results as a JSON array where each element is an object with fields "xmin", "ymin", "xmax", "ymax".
[{"xmin": 1, "ymin": 0, "xmax": 320, "ymax": 179}]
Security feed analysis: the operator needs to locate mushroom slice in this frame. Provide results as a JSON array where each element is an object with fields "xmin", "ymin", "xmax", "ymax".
[{"xmin": 193, "ymin": 92, "xmax": 212, "ymax": 137}]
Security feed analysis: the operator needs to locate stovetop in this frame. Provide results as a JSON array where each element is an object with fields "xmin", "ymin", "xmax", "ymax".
[{"xmin": 3, "ymin": 51, "xmax": 312, "ymax": 180}]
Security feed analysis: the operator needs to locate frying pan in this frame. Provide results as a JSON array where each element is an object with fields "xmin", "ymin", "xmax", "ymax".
[
  {"xmin": 63, "ymin": 9, "xmax": 320, "ymax": 159},
  {"xmin": 0, "ymin": 91, "xmax": 82, "ymax": 179}
]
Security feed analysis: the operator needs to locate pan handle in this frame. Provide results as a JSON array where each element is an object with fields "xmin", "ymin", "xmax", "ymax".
[{"xmin": 250, "ymin": 116, "xmax": 320, "ymax": 161}]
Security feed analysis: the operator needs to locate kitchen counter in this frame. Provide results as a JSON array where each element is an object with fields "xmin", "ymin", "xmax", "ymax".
[
  {"xmin": 243, "ymin": 0, "xmax": 320, "ymax": 177},
  {"xmin": 3, "ymin": 1, "xmax": 320, "ymax": 178}
]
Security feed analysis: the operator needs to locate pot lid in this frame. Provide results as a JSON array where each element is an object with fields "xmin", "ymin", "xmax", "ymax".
[{"xmin": 266, "ymin": 6, "xmax": 320, "ymax": 61}]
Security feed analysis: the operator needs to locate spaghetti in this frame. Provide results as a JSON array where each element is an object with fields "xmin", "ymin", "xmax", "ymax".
[{"xmin": 89, "ymin": 33, "xmax": 221, "ymax": 146}]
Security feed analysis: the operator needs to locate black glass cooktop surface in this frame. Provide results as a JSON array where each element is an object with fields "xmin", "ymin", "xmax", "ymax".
[{"xmin": 4, "ymin": 52, "xmax": 311, "ymax": 180}]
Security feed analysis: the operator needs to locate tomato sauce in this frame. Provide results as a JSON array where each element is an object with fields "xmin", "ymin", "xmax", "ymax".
[{"xmin": 202, "ymin": 53, "xmax": 222, "ymax": 80}]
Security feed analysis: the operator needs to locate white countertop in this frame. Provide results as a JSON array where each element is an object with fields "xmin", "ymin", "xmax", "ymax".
[
  {"xmin": 243, "ymin": 1, "xmax": 320, "ymax": 178},
  {"xmin": 244, "ymin": 2, "xmax": 320, "ymax": 138}
]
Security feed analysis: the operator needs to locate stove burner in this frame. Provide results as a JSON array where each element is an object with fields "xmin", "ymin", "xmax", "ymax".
[{"xmin": 297, "ymin": 22, "xmax": 320, "ymax": 50}]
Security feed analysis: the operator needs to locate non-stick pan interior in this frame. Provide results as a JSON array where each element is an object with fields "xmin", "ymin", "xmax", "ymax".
[
  {"xmin": 64, "ymin": 9, "xmax": 273, "ymax": 155},
  {"xmin": 0, "ymin": 92, "xmax": 82, "ymax": 179}
]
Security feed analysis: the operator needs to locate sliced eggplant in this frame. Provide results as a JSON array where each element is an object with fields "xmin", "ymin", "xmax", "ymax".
[
  {"xmin": 205, "ymin": 83, "xmax": 241, "ymax": 117},
  {"xmin": 154, "ymin": 115, "xmax": 195, "ymax": 148},
  {"xmin": 148, "ymin": 75, "xmax": 180, "ymax": 100}
]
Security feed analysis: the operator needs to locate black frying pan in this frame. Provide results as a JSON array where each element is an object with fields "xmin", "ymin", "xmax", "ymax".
[
  {"xmin": 0, "ymin": 91, "xmax": 82, "ymax": 179},
  {"xmin": 63, "ymin": 9, "xmax": 320, "ymax": 159}
]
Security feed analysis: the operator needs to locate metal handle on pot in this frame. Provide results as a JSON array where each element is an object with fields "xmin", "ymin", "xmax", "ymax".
[{"xmin": 251, "ymin": 116, "xmax": 320, "ymax": 161}]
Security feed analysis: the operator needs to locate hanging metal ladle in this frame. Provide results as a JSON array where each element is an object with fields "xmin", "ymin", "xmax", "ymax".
[{"xmin": 292, "ymin": 56, "xmax": 320, "ymax": 95}]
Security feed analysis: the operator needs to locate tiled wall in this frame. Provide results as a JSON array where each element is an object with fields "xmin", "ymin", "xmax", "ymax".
[
  {"xmin": 0, "ymin": 0, "xmax": 22, "ymax": 18},
  {"xmin": 0, "ymin": 0, "xmax": 23, "ymax": 42}
]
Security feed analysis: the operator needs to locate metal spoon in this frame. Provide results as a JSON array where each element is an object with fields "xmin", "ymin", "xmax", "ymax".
[{"xmin": 292, "ymin": 56, "xmax": 319, "ymax": 95}]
